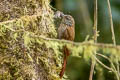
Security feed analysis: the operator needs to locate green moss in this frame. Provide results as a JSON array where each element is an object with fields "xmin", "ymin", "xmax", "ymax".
[{"xmin": 0, "ymin": 0, "xmax": 59, "ymax": 80}]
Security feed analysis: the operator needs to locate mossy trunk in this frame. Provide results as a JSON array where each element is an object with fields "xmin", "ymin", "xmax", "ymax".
[{"xmin": 0, "ymin": 0, "xmax": 61, "ymax": 80}]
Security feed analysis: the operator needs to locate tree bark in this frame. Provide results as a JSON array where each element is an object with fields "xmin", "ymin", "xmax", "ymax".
[{"xmin": 0, "ymin": 0, "xmax": 60, "ymax": 80}]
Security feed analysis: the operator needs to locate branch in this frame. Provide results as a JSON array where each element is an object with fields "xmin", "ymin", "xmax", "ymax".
[
  {"xmin": 94, "ymin": 55, "xmax": 114, "ymax": 71},
  {"xmin": 96, "ymin": 53, "xmax": 117, "ymax": 72},
  {"xmin": 107, "ymin": 0, "xmax": 116, "ymax": 45},
  {"xmin": 107, "ymin": 1, "xmax": 119, "ymax": 80},
  {"xmin": 33, "ymin": 35, "xmax": 120, "ymax": 50},
  {"xmin": 89, "ymin": 0, "xmax": 98, "ymax": 79}
]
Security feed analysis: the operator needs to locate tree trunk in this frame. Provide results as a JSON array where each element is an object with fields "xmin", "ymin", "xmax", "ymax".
[{"xmin": 0, "ymin": 0, "xmax": 61, "ymax": 80}]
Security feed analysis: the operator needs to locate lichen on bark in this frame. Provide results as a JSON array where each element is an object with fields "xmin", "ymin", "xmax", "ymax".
[{"xmin": 0, "ymin": 0, "xmax": 61, "ymax": 80}]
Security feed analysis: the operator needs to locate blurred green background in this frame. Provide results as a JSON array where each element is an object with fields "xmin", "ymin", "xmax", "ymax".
[{"xmin": 51, "ymin": 0, "xmax": 120, "ymax": 80}]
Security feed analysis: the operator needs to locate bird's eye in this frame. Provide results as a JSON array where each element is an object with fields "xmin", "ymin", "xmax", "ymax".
[{"xmin": 66, "ymin": 17, "xmax": 70, "ymax": 20}]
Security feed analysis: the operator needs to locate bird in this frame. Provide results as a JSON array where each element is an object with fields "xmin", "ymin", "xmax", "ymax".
[
  {"xmin": 57, "ymin": 15, "xmax": 75, "ymax": 41},
  {"xmin": 57, "ymin": 14, "xmax": 75, "ymax": 78}
]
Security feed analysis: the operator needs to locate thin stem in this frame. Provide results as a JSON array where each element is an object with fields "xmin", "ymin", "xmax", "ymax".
[
  {"xmin": 107, "ymin": 0, "xmax": 119, "ymax": 80},
  {"xmin": 96, "ymin": 53, "xmax": 110, "ymax": 61},
  {"xmin": 93, "ymin": 0, "xmax": 98, "ymax": 43},
  {"xmin": 96, "ymin": 53, "xmax": 117, "ymax": 72},
  {"xmin": 116, "ymin": 58, "xmax": 120, "ymax": 79},
  {"xmin": 94, "ymin": 55, "xmax": 113, "ymax": 71},
  {"xmin": 89, "ymin": 57, "xmax": 96, "ymax": 80},
  {"xmin": 89, "ymin": 0, "xmax": 98, "ymax": 80},
  {"xmin": 94, "ymin": 55, "xmax": 119, "ymax": 80},
  {"xmin": 107, "ymin": 0, "xmax": 116, "ymax": 46}
]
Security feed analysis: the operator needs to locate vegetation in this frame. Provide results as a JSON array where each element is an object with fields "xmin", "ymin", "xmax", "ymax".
[{"xmin": 0, "ymin": 0, "xmax": 120, "ymax": 80}]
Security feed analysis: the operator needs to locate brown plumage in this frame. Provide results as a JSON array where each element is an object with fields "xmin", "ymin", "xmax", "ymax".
[
  {"xmin": 57, "ymin": 15, "xmax": 75, "ymax": 78},
  {"xmin": 57, "ymin": 15, "xmax": 75, "ymax": 41}
]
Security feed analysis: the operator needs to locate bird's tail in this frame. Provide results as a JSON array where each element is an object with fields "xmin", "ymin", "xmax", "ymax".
[{"xmin": 59, "ymin": 45, "xmax": 69, "ymax": 78}]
